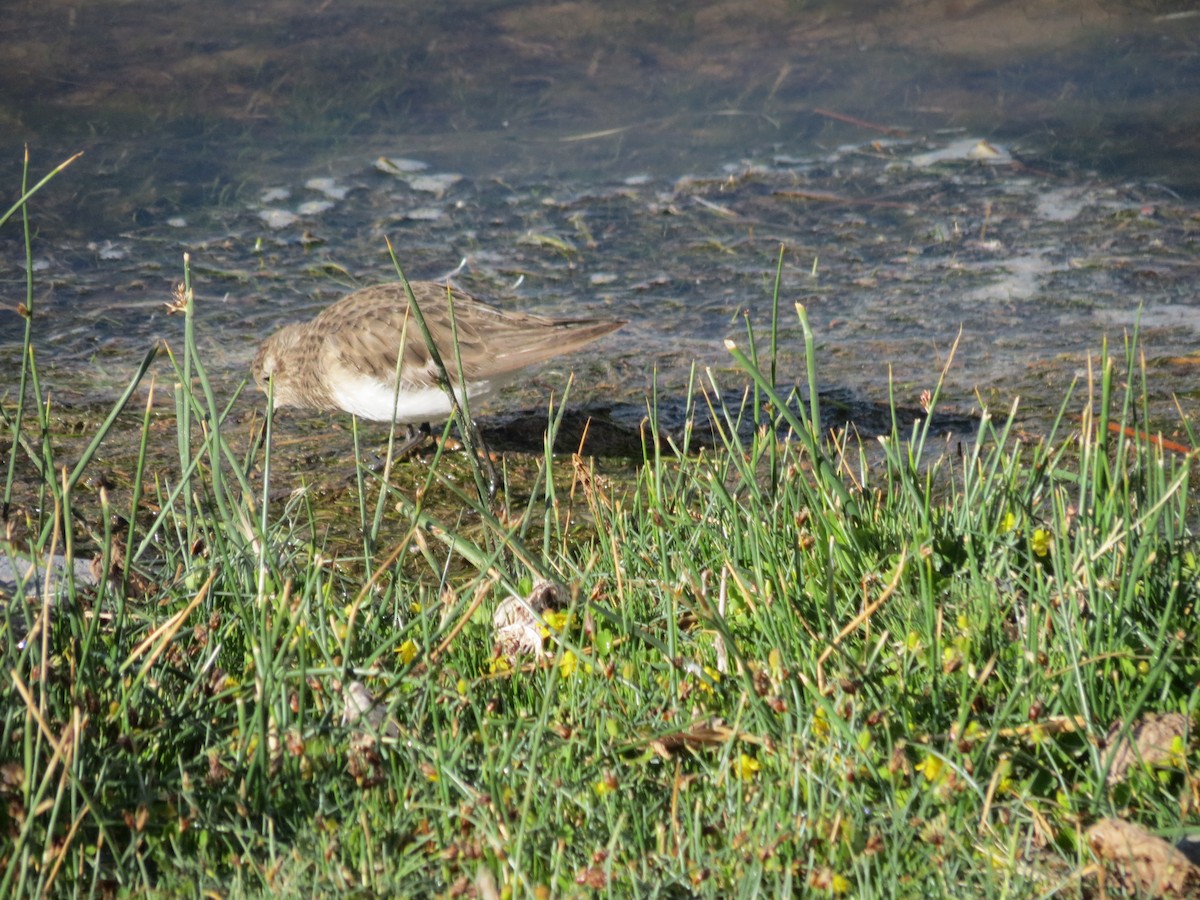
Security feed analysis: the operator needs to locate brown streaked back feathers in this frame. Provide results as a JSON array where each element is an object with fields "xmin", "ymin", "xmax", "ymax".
[{"xmin": 252, "ymin": 281, "xmax": 625, "ymax": 415}]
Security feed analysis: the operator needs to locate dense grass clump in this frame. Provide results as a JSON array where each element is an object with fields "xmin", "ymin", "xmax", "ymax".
[{"xmin": 2, "ymin": 167, "xmax": 1198, "ymax": 898}]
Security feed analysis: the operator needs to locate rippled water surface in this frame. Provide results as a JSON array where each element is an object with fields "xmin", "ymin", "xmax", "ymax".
[{"xmin": 2, "ymin": 0, "xmax": 1198, "ymax": 440}]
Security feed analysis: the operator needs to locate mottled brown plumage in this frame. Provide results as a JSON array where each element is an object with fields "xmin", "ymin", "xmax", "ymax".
[{"xmin": 252, "ymin": 282, "xmax": 624, "ymax": 425}]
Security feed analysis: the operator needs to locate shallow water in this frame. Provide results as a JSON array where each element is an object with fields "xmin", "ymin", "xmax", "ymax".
[{"xmin": 1, "ymin": 0, "xmax": 1199, "ymax": 443}]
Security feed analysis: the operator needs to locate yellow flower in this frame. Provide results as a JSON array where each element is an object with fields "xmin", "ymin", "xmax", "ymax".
[
  {"xmin": 812, "ymin": 706, "xmax": 830, "ymax": 739},
  {"xmin": 768, "ymin": 647, "xmax": 784, "ymax": 681},
  {"xmin": 831, "ymin": 873, "xmax": 851, "ymax": 895},
  {"xmin": 1000, "ymin": 511, "xmax": 1018, "ymax": 534},
  {"xmin": 994, "ymin": 757, "xmax": 1013, "ymax": 794},
  {"xmin": 1169, "ymin": 734, "xmax": 1188, "ymax": 767},
  {"xmin": 1030, "ymin": 528, "xmax": 1052, "ymax": 557},
  {"xmin": 396, "ymin": 639, "xmax": 419, "ymax": 665},
  {"xmin": 559, "ymin": 650, "xmax": 591, "ymax": 678},
  {"xmin": 960, "ymin": 720, "xmax": 985, "ymax": 743},
  {"xmin": 543, "ymin": 610, "xmax": 569, "ymax": 633},
  {"xmin": 942, "ymin": 646, "xmax": 962, "ymax": 668},
  {"xmin": 915, "ymin": 753, "xmax": 945, "ymax": 784},
  {"xmin": 288, "ymin": 623, "xmax": 310, "ymax": 650},
  {"xmin": 560, "ymin": 650, "xmax": 578, "ymax": 678},
  {"xmin": 735, "ymin": 753, "xmax": 761, "ymax": 781},
  {"xmin": 693, "ymin": 664, "xmax": 722, "ymax": 694}
]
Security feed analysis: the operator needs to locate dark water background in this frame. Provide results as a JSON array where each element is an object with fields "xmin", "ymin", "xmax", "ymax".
[{"xmin": 1, "ymin": 0, "xmax": 1198, "ymax": 441}]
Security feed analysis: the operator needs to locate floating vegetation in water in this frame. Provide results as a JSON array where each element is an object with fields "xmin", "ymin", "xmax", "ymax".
[
  {"xmin": 909, "ymin": 137, "xmax": 1013, "ymax": 167},
  {"xmin": 374, "ymin": 156, "xmax": 430, "ymax": 175}
]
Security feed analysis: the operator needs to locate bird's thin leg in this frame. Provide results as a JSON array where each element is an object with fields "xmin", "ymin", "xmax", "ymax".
[
  {"xmin": 393, "ymin": 423, "xmax": 433, "ymax": 460},
  {"xmin": 476, "ymin": 424, "xmax": 499, "ymax": 501},
  {"xmin": 364, "ymin": 424, "xmax": 432, "ymax": 475}
]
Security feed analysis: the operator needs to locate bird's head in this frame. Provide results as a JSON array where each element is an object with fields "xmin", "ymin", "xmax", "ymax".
[{"xmin": 251, "ymin": 324, "xmax": 306, "ymax": 409}]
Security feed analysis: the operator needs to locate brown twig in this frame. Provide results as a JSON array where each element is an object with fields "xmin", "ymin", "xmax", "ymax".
[
  {"xmin": 772, "ymin": 190, "xmax": 916, "ymax": 210},
  {"xmin": 816, "ymin": 550, "xmax": 907, "ymax": 693},
  {"xmin": 1107, "ymin": 422, "xmax": 1193, "ymax": 456},
  {"xmin": 812, "ymin": 107, "xmax": 909, "ymax": 136}
]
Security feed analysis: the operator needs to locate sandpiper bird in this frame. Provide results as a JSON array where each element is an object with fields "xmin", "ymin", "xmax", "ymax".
[{"xmin": 251, "ymin": 281, "xmax": 625, "ymax": 444}]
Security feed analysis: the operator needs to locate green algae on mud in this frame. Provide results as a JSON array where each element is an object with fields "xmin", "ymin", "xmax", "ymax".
[{"xmin": 0, "ymin": 385, "xmax": 645, "ymax": 584}]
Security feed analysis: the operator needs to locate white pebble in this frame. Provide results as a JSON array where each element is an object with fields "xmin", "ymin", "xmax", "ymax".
[
  {"xmin": 296, "ymin": 200, "xmax": 334, "ymax": 216},
  {"xmin": 305, "ymin": 177, "xmax": 349, "ymax": 200},
  {"xmin": 258, "ymin": 209, "xmax": 298, "ymax": 229},
  {"xmin": 406, "ymin": 173, "xmax": 462, "ymax": 195}
]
